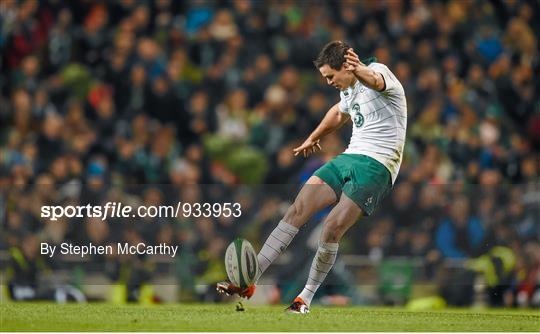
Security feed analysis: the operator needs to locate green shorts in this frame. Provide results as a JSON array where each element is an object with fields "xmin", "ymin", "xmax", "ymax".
[{"xmin": 313, "ymin": 154, "xmax": 392, "ymax": 216}]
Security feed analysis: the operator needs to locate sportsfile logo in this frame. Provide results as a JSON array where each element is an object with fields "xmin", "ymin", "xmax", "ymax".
[
  {"xmin": 41, "ymin": 202, "xmax": 242, "ymax": 221},
  {"xmin": 41, "ymin": 202, "xmax": 131, "ymax": 221}
]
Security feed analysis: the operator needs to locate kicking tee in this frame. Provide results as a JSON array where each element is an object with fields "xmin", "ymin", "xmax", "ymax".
[{"xmin": 338, "ymin": 62, "xmax": 407, "ymax": 184}]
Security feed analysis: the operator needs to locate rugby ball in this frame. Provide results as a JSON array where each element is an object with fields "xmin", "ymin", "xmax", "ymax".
[{"xmin": 225, "ymin": 238, "xmax": 259, "ymax": 288}]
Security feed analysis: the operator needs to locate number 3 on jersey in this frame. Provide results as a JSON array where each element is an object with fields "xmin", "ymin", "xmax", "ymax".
[{"xmin": 352, "ymin": 103, "xmax": 364, "ymax": 128}]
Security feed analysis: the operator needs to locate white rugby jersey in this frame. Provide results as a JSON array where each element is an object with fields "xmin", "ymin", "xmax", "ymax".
[{"xmin": 338, "ymin": 62, "xmax": 407, "ymax": 184}]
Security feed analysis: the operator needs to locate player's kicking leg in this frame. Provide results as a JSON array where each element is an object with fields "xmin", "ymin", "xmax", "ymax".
[
  {"xmin": 286, "ymin": 192, "xmax": 363, "ymax": 313},
  {"xmin": 217, "ymin": 176, "xmax": 337, "ymax": 298}
]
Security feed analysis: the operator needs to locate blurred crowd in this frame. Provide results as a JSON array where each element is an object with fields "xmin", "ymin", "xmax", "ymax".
[{"xmin": 1, "ymin": 0, "xmax": 539, "ymax": 307}]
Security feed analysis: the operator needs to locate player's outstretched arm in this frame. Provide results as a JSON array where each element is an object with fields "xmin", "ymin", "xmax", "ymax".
[
  {"xmin": 293, "ymin": 103, "xmax": 350, "ymax": 157},
  {"xmin": 344, "ymin": 48, "xmax": 385, "ymax": 91}
]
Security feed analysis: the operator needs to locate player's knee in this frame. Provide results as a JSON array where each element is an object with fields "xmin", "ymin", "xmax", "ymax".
[
  {"xmin": 321, "ymin": 219, "xmax": 347, "ymax": 243},
  {"xmin": 284, "ymin": 201, "xmax": 305, "ymax": 226},
  {"xmin": 286, "ymin": 202, "xmax": 303, "ymax": 218}
]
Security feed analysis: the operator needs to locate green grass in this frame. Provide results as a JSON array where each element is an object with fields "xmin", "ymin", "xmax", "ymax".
[{"xmin": 0, "ymin": 302, "xmax": 538, "ymax": 331}]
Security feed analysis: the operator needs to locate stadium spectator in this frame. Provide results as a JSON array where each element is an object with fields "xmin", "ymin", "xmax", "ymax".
[{"xmin": 435, "ymin": 196, "xmax": 486, "ymax": 259}]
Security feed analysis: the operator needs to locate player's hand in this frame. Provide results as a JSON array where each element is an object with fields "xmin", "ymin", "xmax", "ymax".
[
  {"xmin": 344, "ymin": 48, "xmax": 363, "ymax": 73},
  {"xmin": 293, "ymin": 139, "xmax": 322, "ymax": 158}
]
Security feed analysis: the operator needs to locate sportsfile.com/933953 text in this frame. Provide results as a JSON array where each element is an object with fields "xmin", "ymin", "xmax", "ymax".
[{"xmin": 41, "ymin": 202, "xmax": 242, "ymax": 221}]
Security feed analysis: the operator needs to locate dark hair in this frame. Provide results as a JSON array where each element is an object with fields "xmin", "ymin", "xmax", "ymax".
[{"xmin": 313, "ymin": 40, "xmax": 351, "ymax": 70}]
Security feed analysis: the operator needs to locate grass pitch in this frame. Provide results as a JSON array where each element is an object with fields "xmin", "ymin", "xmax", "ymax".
[{"xmin": 1, "ymin": 302, "xmax": 538, "ymax": 331}]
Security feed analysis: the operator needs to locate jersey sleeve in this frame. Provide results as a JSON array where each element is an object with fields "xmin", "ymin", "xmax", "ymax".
[
  {"xmin": 368, "ymin": 63, "xmax": 403, "ymax": 96},
  {"xmin": 338, "ymin": 91, "xmax": 349, "ymax": 114}
]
